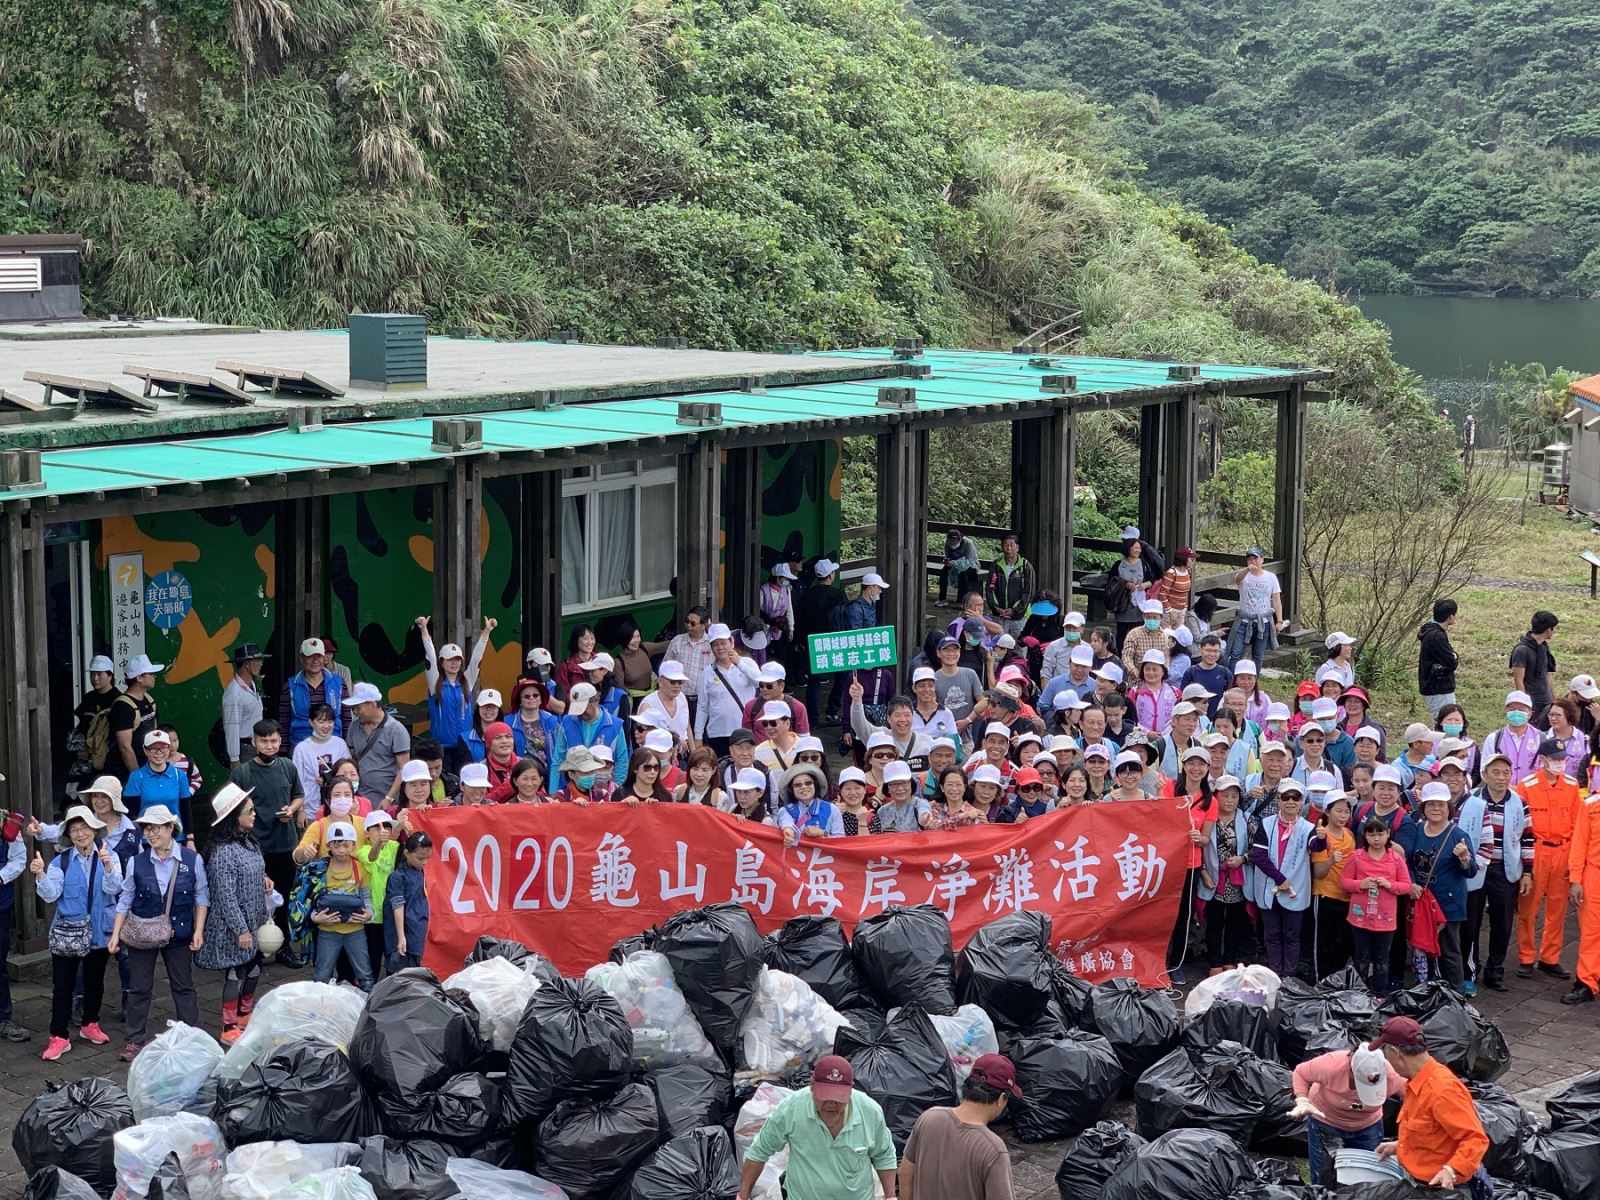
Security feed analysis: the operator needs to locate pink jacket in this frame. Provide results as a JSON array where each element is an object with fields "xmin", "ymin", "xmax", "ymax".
[
  {"xmin": 1340, "ymin": 847, "xmax": 1413, "ymax": 932},
  {"xmin": 1292, "ymin": 1050, "xmax": 1406, "ymax": 1133},
  {"xmin": 1129, "ymin": 684, "xmax": 1177, "ymax": 732}
]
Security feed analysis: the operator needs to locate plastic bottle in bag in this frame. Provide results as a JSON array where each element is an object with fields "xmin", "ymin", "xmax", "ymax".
[
  {"xmin": 733, "ymin": 1085, "xmax": 791, "ymax": 1200},
  {"xmin": 217, "ymin": 983, "xmax": 368, "ymax": 1081},
  {"xmin": 128, "ymin": 1024, "xmax": 225, "ymax": 1123},
  {"xmin": 584, "ymin": 951, "xmax": 719, "ymax": 1069},
  {"xmin": 441, "ymin": 958, "xmax": 542, "ymax": 1054},
  {"xmin": 738, "ymin": 968, "xmax": 851, "ymax": 1081},
  {"xmin": 442, "ymin": 1158, "xmax": 568, "ymax": 1200},
  {"xmin": 217, "ymin": 1143, "xmax": 362, "ymax": 1200},
  {"xmin": 112, "ymin": 1114, "xmax": 226, "ymax": 1200},
  {"xmin": 889, "ymin": 1004, "xmax": 999, "ymax": 1086},
  {"xmin": 285, "ymin": 1167, "xmax": 378, "ymax": 1200}
]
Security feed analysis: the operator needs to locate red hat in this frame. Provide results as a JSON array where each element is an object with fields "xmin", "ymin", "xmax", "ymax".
[
  {"xmin": 969, "ymin": 1053, "xmax": 1023, "ymax": 1098},
  {"xmin": 1368, "ymin": 1016, "xmax": 1426, "ymax": 1053},
  {"xmin": 1013, "ymin": 767, "xmax": 1043, "ymax": 788},
  {"xmin": 811, "ymin": 1054, "xmax": 855, "ymax": 1102},
  {"xmin": 484, "ymin": 721, "xmax": 513, "ymax": 741},
  {"xmin": 1295, "ymin": 679, "xmax": 1320, "ymax": 700}
]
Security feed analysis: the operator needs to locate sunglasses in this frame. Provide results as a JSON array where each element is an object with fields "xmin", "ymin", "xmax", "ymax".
[
  {"xmin": 760, "ymin": 720, "xmax": 782, "ymax": 728},
  {"xmin": 1019, "ymin": 785, "xmax": 1044, "ymax": 794},
  {"xmin": 797, "ymin": 753, "xmax": 823, "ymax": 763},
  {"xmin": 638, "ymin": 763, "xmax": 659, "ymax": 772},
  {"xmin": 760, "ymin": 681, "xmax": 782, "ymax": 688},
  {"xmin": 870, "ymin": 750, "xmax": 896, "ymax": 759}
]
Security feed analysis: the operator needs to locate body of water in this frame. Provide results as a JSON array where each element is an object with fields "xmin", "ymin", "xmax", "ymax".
[{"xmin": 1357, "ymin": 294, "xmax": 1600, "ymax": 380}]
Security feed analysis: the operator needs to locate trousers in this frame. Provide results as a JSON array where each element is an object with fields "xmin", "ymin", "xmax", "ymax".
[
  {"xmin": 315, "ymin": 928, "xmax": 373, "ymax": 990},
  {"xmin": 1352, "ymin": 927, "xmax": 1396, "ymax": 992},
  {"xmin": 1577, "ymin": 866, "xmax": 1600, "ymax": 991},
  {"xmin": 124, "ymin": 943, "xmax": 198, "ymax": 1046},
  {"xmin": 1204, "ymin": 899, "xmax": 1254, "ymax": 968},
  {"xmin": 1306, "ymin": 1116, "xmax": 1384, "ymax": 1188},
  {"xmin": 50, "ymin": 948, "xmax": 109, "ymax": 1039},
  {"xmin": 1518, "ymin": 846, "xmax": 1569, "ymax": 966},
  {"xmin": 1261, "ymin": 905, "xmax": 1303, "ymax": 977},
  {"xmin": 1466, "ymin": 864, "xmax": 1517, "ymax": 981},
  {"xmin": 1310, "ymin": 895, "xmax": 1353, "ymax": 979}
]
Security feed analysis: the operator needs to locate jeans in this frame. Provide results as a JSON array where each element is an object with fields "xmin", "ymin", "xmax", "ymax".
[
  {"xmin": 1261, "ymin": 905, "xmax": 1303, "ymax": 977},
  {"xmin": 998, "ymin": 617, "xmax": 1026, "ymax": 639},
  {"xmin": 1424, "ymin": 692, "xmax": 1458, "ymax": 721},
  {"xmin": 50, "ymin": 948, "xmax": 109, "ymax": 1039},
  {"xmin": 1352, "ymin": 927, "xmax": 1395, "ymax": 993},
  {"xmin": 315, "ymin": 928, "xmax": 373, "ymax": 990},
  {"xmin": 124, "ymin": 943, "xmax": 198, "ymax": 1046},
  {"xmin": 1306, "ymin": 1115, "xmax": 1384, "ymax": 1187},
  {"xmin": 1225, "ymin": 615, "xmax": 1272, "ymax": 670}
]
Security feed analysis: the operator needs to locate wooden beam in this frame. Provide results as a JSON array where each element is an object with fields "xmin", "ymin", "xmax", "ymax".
[
  {"xmin": 876, "ymin": 420, "xmax": 928, "ymax": 663},
  {"xmin": 275, "ymin": 496, "xmax": 324, "ymax": 690},
  {"xmin": 1137, "ymin": 403, "xmax": 1167, "ymax": 549},
  {"xmin": 677, "ymin": 438, "xmax": 723, "ymax": 623},
  {"xmin": 522, "ymin": 468, "xmax": 565, "ymax": 657},
  {"xmin": 1273, "ymin": 385, "xmax": 1307, "ymax": 622},
  {"xmin": 435, "ymin": 458, "xmax": 485, "ymax": 650},
  {"xmin": 723, "ymin": 445, "xmax": 763, "ymax": 623},
  {"xmin": 0, "ymin": 507, "xmax": 51, "ymax": 945},
  {"xmin": 1160, "ymin": 394, "xmax": 1200, "ymax": 557}
]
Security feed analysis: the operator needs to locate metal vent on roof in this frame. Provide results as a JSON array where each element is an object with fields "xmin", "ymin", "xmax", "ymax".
[
  {"xmin": 0, "ymin": 257, "xmax": 42, "ymax": 293},
  {"xmin": 899, "ymin": 363, "xmax": 932, "ymax": 379},
  {"xmin": 877, "ymin": 386, "xmax": 917, "ymax": 410},
  {"xmin": 431, "ymin": 418, "xmax": 482, "ymax": 453},
  {"xmin": 677, "ymin": 400, "xmax": 722, "ymax": 426},
  {"xmin": 350, "ymin": 313, "xmax": 427, "ymax": 391},
  {"xmin": 1041, "ymin": 374, "xmax": 1078, "ymax": 393},
  {"xmin": 0, "ymin": 449, "xmax": 43, "ymax": 492},
  {"xmin": 1167, "ymin": 365, "xmax": 1201, "ymax": 381}
]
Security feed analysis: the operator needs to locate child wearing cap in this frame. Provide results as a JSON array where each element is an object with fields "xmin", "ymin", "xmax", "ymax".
[
  {"xmin": 309, "ymin": 821, "xmax": 374, "ymax": 990},
  {"xmin": 356, "ymin": 810, "xmax": 400, "ymax": 983}
]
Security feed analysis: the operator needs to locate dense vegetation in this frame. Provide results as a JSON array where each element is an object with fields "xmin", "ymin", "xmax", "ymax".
[{"xmin": 919, "ymin": 0, "xmax": 1600, "ymax": 295}]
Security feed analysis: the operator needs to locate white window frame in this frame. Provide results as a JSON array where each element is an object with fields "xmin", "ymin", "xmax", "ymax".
[{"xmin": 561, "ymin": 458, "xmax": 678, "ymax": 613}]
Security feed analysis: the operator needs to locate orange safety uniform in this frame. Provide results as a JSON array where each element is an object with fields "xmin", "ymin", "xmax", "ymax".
[
  {"xmin": 1396, "ymin": 1058, "xmax": 1489, "ymax": 1184},
  {"xmin": 1517, "ymin": 769, "xmax": 1581, "ymax": 966},
  {"xmin": 1570, "ymin": 795, "xmax": 1600, "ymax": 990}
]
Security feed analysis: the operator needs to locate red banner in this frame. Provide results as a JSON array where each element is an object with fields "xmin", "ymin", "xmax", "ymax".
[{"xmin": 411, "ymin": 801, "xmax": 1189, "ymax": 986}]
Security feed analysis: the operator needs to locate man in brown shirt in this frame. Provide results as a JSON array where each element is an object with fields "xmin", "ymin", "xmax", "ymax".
[{"xmin": 901, "ymin": 1053, "xmax": 1018, "ymax": 1200}]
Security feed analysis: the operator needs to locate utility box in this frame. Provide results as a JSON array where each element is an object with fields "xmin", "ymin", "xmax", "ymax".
[
  {"xmin": 0, "ymin": 235, "xmax": 83, "ymax": 323},
  {"xmin": 348, "ymin": 313, "xmax": 427, "ymax": 391}
]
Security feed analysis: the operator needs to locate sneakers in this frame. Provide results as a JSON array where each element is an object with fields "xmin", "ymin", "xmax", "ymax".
[
  {"xmin": 78, "ymin": 1022, "xmax": 110, "ymax": 1046},
  {"xmin": 1462, "ymin": 980, "xmax": 1477, "ymax": 997},
  {"xmin": 41, "ymin": 1036, "xmax": 71, "ymax": 1062},
  {"xmin": 1539, "ymin": 961, "xmax": 1572, "ymax": 980},
  {"xmin": 219, "ymin": 1026, "xmax": 243, "ymax": 1046},
  {"xmin": 118, "ymin": 1042, "xmax": 142, "ymax": 1063},
  {"xmin": 1168, "ymin": 966, "xmax": 1186, "ymax": 986},
  {"xmin": 1562, "ymin": 982, "xmax": 1596, "ymax": 1006},
  {"xmin": 0, "ymin": 1020, "xmax": 30, "ymax": 1042}
]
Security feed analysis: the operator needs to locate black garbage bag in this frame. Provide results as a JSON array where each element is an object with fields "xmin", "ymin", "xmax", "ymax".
[
  {"xmin": 645, "ymin": 1062, "xmax": 734, "ymax": 1139},
  {"xmin": 627, "ymin": 1125, "xmax": 740, "ymax": 1200},
  {"xmin": 955, "ymin": 911, "xmax": 1057, "ymax": 1032},
  {"xmin": 469, "ymin": 1134, "xmax": 527, "ymax": 1173},
  {"xmin": 462, "ymin": 935, "xmax": 560, "ymax": 983},
  {"xmin": 358, "ymin": 1135, "xmax": 456, "ymax": 1200},
  {"xmin": 537, "ymin": 1082, "xmax": 661, "ymax": 1200},
  {"xmin": 1378, "ymin": 982, "xmax": 1509, "ymax": 1081},
  {"xmin": 834, "ymin": 1004, "xmax": 959, "ymax": 1150},
  {"xmin": 837, "ymin": 1005, "xmax": 888, "ymax": 1041},
  {"xmin": 763, "ymin": 915, "xmax": 874, "ymax": 1012},
  {"xmin": 657, "ymin": 903, "xmax": 766, "ymax": 1052},
  {"xmin": 21, "ymin": 1168, "xmax": 99, "ymax": 1200},
  {"xmin": 1275, "ymin": 978, "xmax": 1359, "ymax": 1065},
  {"xmin": 146, "ymin": 1154, "xmax": 192, "ymax": 1200},
  {"xmin": 1230, "ymin": 1157, "xmax": 1334, "ymax": 1200},
  {"xmin": 1011, "ymin": 1029, "xmax": 1124, "ymax": 1141},
  {"xmin": 1054, "ymin": 966, "xmax": 1094, "ymax": 1027},
  {"xmin": 1337, "ymin": 1185, "xmax": 1460, "ymax": 1200},
  {"xmin": 350, "ymin": 969, "xmax": 489, "ymax": 1100},
  {"xmin": 1082, "ymin": 978, "xmax": 1179, "ymax": 1077},
  {"xmin": 1055, "ymin": 1121, "xmax": 1146, "ymax": 1199},
  {"xmin": 12, "ymin": 1076, "xmax": 134, "ymax": 1195},
  {"xmin": 1134, "ymin": 1040, "xmax": 1301, "ymax": 1152},
  {"xmin": 376, "ymin": 1071, "xmax": 499, "ymax": 1149},
  {"xmin": 1524, "ymin": 1125, "xmax": 1600, "ymax": 1200},
  {"xmin": 1467, "ymin": 1080, "xmax": 1535, "ymax": 1181},
  {"xmin": 1183, "ymin": 999, "xmax": 1278, "ymax": 1061},
  {"xmin": 214, "ymin": 1042, "xmax": 376, "ymax": 1146},
  {"xmin": 503, "ymin": 975, "xmax": 634, "ymax": 1127},
  {"xmin": 1101, "ymin": 1128, "xmax": 1254, "ymax": 1200},
  {"xmin": 611, "ymin": 932, "xmax": 656, "ymax": 962},
  {"xmin": 851, "ymin": 905, "xmax": 957, "ymax": 1015},
  {"xmin": 1490, "ymin": 1185, "xmax": 1563, "ymax": 1200},
  {"xmin": 1547, "ymin": 1070, "xmax": 1600, "ymax": 1133}
]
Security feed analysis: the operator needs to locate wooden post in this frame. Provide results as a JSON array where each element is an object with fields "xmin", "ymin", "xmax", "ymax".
[
  {"xmin": 1062, "ymin": 411, "xmax": 1078, "ymax": 599},
  {"xmin": 0, "ymin": 504, "xmax": 52, "ymax": 945},
  {"xmin": 678, "ymin": 438, "xmax": 723, "ymax": 624},
  {"xmin": 1010, "ymin": 423, "xmax": 1043, "ymax": 577},
  {"xmin": 435, "ymin": 459, "xmax": 484, "ymax": 649},
  {"xmin": 876, "ymin": 420, "xmax": 927, "ymax": 662},
  {"xmin": 274, "ymin": 496, "xmax": 323, "ymax": 683},
  {"xmin": 1273, "ymin": 385, "xmax": 1307, "ymax": 623},
  {"xmin": 1012, "ymin": 406, "xmax": 1074, "ymax": 595},
  {"xmin": 723, "ymin": 445, "xmax": 763, "ymax": 623},
  {"xmin": 1161, "ymin": 394, "xmax": 1200, "ymax": 558},
  {"xmin": 1138, "ymin": 403, "xmax": 1168, "ymax": 549},
  {"xmin": 522, "ymin": 468, "xmax": 564, "ymax": 654}
]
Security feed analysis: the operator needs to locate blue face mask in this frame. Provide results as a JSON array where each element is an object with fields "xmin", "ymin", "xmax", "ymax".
[
  {"xmin": 1317, "ymin": 718, "xmax": 1336, "ymax": 733},
  {"xmin": 575, "ymin": 773, "xmax": 597, "ymax": 790},
  {"xmin": 1064, "ymin": 631, "xmax": 1081, "ymax": 643},
  {"xmin": 1144, "ymin": 619, "xmax": 1161, "ymax": 631},
  {"xmin": 1298, "ymin": 700, "xmax": 1315, "ymax": 716},
  {"xmin": 1506, "ymin": 711, "xmax": 1530, "ymax": 728},
  {"xmin": 1442, "ymin": 722, "xmax": 1464, "ymax": 736}
]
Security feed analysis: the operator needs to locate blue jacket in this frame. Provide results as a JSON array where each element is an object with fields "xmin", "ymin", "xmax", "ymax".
[
  {"xmin": 427, "ymin": 679, "xmax": 473, "ymax": 750},
  {"xmin": 1248, "ymin": 814, "xmax": 1314, "ymax": 912},
  {"xmin": 128, "ymin": 847, "xmax": 204, "ymax": 943},
  {"xmin": 1396, "ymin": 820, "xmax": 1479, "ymax": 922},
  {"xmin": 556, "ymin": 711, "xmax": 629, "ymax": 784},
  {"xmin": 38, "ymin": 846, "xmax": 123, "ymax": 947},
  {"xmin": 287, "ymin": 671, "xmax": 345, "ymax": 746},
  {"xmin": 385, "ymin": 862, "xmax": 429, "ymax": 957},
  {"xmin": 464, "ymin": 722, "xmax": 527, "ymax": 764},
  {"xmin": 842, "ymin": 596, "xmax": 878, "ymax": 631}
]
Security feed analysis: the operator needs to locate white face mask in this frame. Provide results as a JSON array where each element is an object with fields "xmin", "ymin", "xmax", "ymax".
[{"xmin": 329, "ymin": 795, "xmax": 354, "ymax": 818}]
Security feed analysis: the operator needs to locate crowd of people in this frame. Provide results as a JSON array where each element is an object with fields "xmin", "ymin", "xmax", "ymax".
[{"xmin": 0, "ymin": 527, "xmax": 1588, "ymax": 1193}]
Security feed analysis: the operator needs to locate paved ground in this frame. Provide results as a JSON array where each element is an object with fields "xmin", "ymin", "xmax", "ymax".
[{"xmin": 1, "ymin": 920, "xmax": 1596, "ymax": 1199}]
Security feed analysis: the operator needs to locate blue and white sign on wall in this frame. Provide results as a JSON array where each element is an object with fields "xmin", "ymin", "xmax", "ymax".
[{"xmin": 145, "ymin": 570, "xmax": 194, "ymax": 630}]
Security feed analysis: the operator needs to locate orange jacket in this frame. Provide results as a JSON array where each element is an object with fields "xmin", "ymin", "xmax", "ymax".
[
  {"xmin": 1520, "ymin": 770, "xmax": 1581, "ymax": 845},
  {"xmin": 1397, "ymin": 1058, "xmax": 1489, "ymax": 1183},
  {"xmin": 1572, "ymin": 796, "xmax": 1600, "ymax": 876}
]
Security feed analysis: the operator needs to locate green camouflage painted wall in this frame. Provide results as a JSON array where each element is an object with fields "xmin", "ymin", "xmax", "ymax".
[{"xmin": 762, "ymin": 439, "xmax": 841, "ymax": 568}]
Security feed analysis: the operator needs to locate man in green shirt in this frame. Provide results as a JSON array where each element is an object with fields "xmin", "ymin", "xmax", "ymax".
[{"xmin": 740, "ymin": 1055, "xmax": 898, "ymax": 1200}]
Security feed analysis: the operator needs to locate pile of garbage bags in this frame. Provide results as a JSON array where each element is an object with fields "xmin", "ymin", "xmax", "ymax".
[
  {"xmin": 762, "ymin": 915, "xmax": 873, "ymax": 1012},
  {"xmin": 1378, "ymin": 982, "xmax": 1511, "ymax": 1082},
  {"xmin": 656, "ymin": 903, "xmax": 766, "ymax": 1055},
  {"xmin": 585, "ymin": 951, "xmax": 721, "ymax": 1070},
  {"xmin": 14, "ymin": 1076, "xmax": 134, "ymax": 1195},
  {"xmin": 1134, "ymin": 1039, "xmax": 1301, "ymax": 1153},
  {"xmin": 737, "ymin": 968, "xmax": 850, "ymax": 1080}
]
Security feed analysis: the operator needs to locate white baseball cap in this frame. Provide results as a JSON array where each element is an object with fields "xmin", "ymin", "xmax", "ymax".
[
  {"xmin": 1180, "ymin": 746, "xmax": 1210, "ymax": 764},
  {"xmin": 838, "ymin": 767, "xmax": 866, "ymax": 786},
  {"xmin": 1115, "ymin": 751, "xmax": 1145, "ymax": 771},
  {"xmin": 88, "ymin": 655, "xmax": 115, "ymax": 674},
  {"xmin": 971, "ymin": 764, "xmax": 1003, "ymax": 786},
  {"xmin": 1141, "ymin": 599, "xmax": 1164, "ymax": 615},
  {"xmin": 1069, "ymin": 644, "xmax": 1095, "ymax": 666},
  {"xmin": 142, "ymin": 729, "xmax": 172, "ymax": 748},
  {"xmin": 1277, "ymin": 778, "xmax": 1307, "ymax": 797},
  {"xmin": 1015, "ymin": 731, "xmax": 1043, "ymax": 748},
  {"xmin": 579, "ymin": 652, "xmax": 615, "ymax": 672},
  {"xmin": 364, "ymin": 810, "xmax": 394, "ymax": 830},
  {"xmin": 439, "ymin": 643, "xmax": 464, "ymax": 661},
  {"xmin": 1505, "ymin": 690, "xmax": 1533, "ymax": 709},
  {"xmin": 1571, "ymin": 674, "xmax": 1600, "ymax": 700},
  {"xmin": 567, "ymin": 682, "xmax": 598, "ymax": 709},
  {"xmin": 1310, "ymin": 697, "xmax": 1339, "ymax": 720},
  {"xmin": 526, "ymin": 646, "xmax": 554, "ymax": 667},
  {"xmin": 477, "ymin": 688, "xmax": 504, "ymax": 710},
  {"xmin": 861, "ymin": 571, "xmax": 890, "ymax": 589},
  {"xmin": 631, "ymin": 711, "xmax": 657, "ymax": 728},
  {"xmin": 658, "ymin": 660, "xmax": 688, "ymax": 682},
  {"xmin": 1265, "ymin": 702, "xmax": 1291, "ymax": 722},
  {"xmin": 1306, "ymin": 770, "xmax": 1340, "ymax": 794},
  {"xmin": 1351, "ymin": 1044, "xmax": 1390, "ymax": 1108},
  {"xmin": 1052, "ymin": 692, "xmax": 1086, "ymax": 712},
  {"xmin": 644, "ymin": 729, "xmax": 674, "ymax": 754},
  {"xmin": 734, "ymin": 768, "xmax": 767, "ymax": 792},
  {"xmin": 1435, "ymin": 756, "xmax": 1470, "ymax": 775},
  {"xmin": 813, "ymin": 558, "xmax": 840, "ymax": 578},
  {"xmin": 1201, "ymin": 731, "xmax": 1230, "ymax": 749},
  {"xmin": 1171, "ymin": 701, "xmax": 1200, "ymax": 718},
  {"xmin": 326, "ymin": 821, "xmax": 358, "ymax": 843},
  {"xmin": 866, "ymin": 730, "xmax": 896, "ymax": 751},
  {"xmin": 706, "ymin": 623, "xmax": 733, "ymax": 642},
  {"xmin": 459, "ymin": 763, "xmax": 491, "ymax": 789},
  {"xmin": 1325, "ymin": 631, "xmax": 1356, "ymax": 649},
  {"xmin": 1354, "ymin": 725, "xmax": 1384, "ymax": 743},
  {"xmin": 911, "ymin": 666, "xmax": 936, "ymax": 684},
  {"xmin": 882, "ymin": 760, "xmax": 912, "ymax": 784},
  {"xmin": 1093, "ymin": 663, "xmax": 1124, "ymax": 684},
  {"xmin": 996, "ymin": 634, "xmax": 1017, "ymax": 650},
  {"xmin": 400, "ymin": 760, "xmax": 431, "ymax": 783},
  {"xmin": 1181, "ymin": 682, "xmax": 1214, "ymax": 701},
  {"xmin": 1418, "ymin": 781, "xmax": 1452, "ymax": 807},
  {"xmin": 1214, "ymin": 774, "xmax": 1242, "ymax": 793},
  {"xmin": 1260, "ymin": 740, "xmax": 1294, "ymax": 759},
  {"xmin": 1064, "ymin": 611, "xmax": 1086, "ymax": 627},
  {"xmin": 795, "ymin": 735, "xmax": 825, "ymax": 755},
  {"xmin": 299, "ymin": 638, "xmax": 326, "ymax": 657},
  {"xmin": 1233, "ymin": 660, "xmax": 1259, "ymax": 676},
  {"xmin": 1140, "ymin": 649, "xmax": 1167, "ymax": 667},
  {"xmin": 759, "ymin": 661, "xmax": 788, "ymax": 683},
  {"xmin": 1171, "ymin": 626, "xmax": 1194, "ymax": 649},
  {"xmin": 1401, "ymin": 722, "xmax": 1439, "ymax": 744},
  {"xmin": 342, "ymin": 681, "xmax": 382, "ymax": 706},
  {"xmin": 125, "ymin": 653, "xmax": 164, "ymax": 677},
  {"xmin": 983, "ymin": 722, "xmax": 1012, "ymax": 741},
  {"xmin": 590, "ymin": 743, "xmax": 615, "ymax": 764},
  {"xmin": 759, "ymin": 700, "xmax": 792, "ymax": 723},
  {"xmin": 773, "ymin": 563, "xmax": 797, "ymax": 580},
  {"xmin": 1121, "ymin": 525, "xmax": 1141, "ymax": 540},
  {"xmin": 1372, "ymin": 764, "xmax": 1404, "ymax": 787}
]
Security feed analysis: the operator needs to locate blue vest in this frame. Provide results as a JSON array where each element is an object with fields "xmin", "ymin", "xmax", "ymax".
[
  {"xmin": 781, "ymin": 797, "xmax": 838, "ymax": 831},
  {"xmin": 51, "ymin": 849, "xmax": 117, "ymax": 945},
  {"xmin": 1248, "ymin": 815, "xmax": 1314, "ymax": 912},
  {"xmin": 288, "ymin": 672, "xmax": 345, "ymax": 746},
  {"xmin": 130, "ymin": 848, "xmax": 201, "ymax": 943},
  {"xmin": 428, "ymin": 679, "xmax": 472, "ymax": 749}
]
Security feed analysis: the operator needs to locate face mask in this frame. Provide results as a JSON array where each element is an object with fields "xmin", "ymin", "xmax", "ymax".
[
  {"xmin": 576, "ymin": 773, "xmax": 597, "ymax": 790},
  {"xmin": 1064, "ymin": 631, "xmax": 1081, "ymax": 643},
  {"xmin": 1442, "ymin": 722, "xmax": 1463, "ymax": 736},
  {"xmin": 329, "ymin": 796, "xmax": 353, "ymax": 817},
  {"xmin": 1144, "ymin": 619, "xmax": 1161, "ymax": 631},
  {"xmin": 1298, "ymin": 700, "xmax": 1315, "ymax": 715},
  {"xmin": 965, "ymin": 636, "xmax": 980, "ymax": 647},
  {"xmin": 1506, "ymin": 711, "xmax": 1529, "ymax": 728},
  {"xmin": 1317, "ymin": 719, "xmax": 1336, "ymax": 733}
]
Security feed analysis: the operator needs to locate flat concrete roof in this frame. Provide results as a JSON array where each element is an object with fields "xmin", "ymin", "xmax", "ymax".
[{"xmin": 0, "ymin": 328, "xmax": 890, "ymax": 448}]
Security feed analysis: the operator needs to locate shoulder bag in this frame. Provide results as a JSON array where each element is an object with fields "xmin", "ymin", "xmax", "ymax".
[
  {"xmin": 120, "ymin": 855, "xmax": 180, "ymax": 950},
  {"xmin": 46, "ymin": 853, "xmax": 99, "ymax": 959}
]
